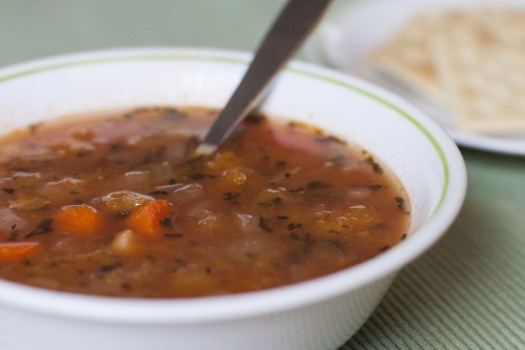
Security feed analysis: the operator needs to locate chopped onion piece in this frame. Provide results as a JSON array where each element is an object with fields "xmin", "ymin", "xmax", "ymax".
[
  {"xmin": 102, "ymin": 191, "xmax": 154, "ymax": 215},
  {"xmin": 122, "ymin": 171, "xmax": 150, "ymax": 187},
  {"xmin": 236, "ymin": 213, "xmax": 254, "ymax": 228},
  {"xmin": 41, "ymin": 177, "xmax": 84, "ymax": 197},
  {"xmin": 111, "ymin": 229, "xmax": 140, "ymax": 255},
  {"xmin": 0, "ymin": 208, "xmax": 30, "ymax": 232},
  {"xmin": 172, "ymin": 183, "xmax": 204, "ymax": 204},
  {"xmin": 150, "ymin": 161, "xmax": 173, "ymax": 183},
  {"xmin": 9, "ymin": 195, "xmax": 49, "ymax": 211},
  {"xmin": 347, "ymin": 186, "xmax": 373, "ymax": 200}
]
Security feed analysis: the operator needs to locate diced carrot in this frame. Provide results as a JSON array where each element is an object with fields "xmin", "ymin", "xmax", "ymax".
[
  {"xmin": 0, "ymin": 242, "xmax": 40, "ymax": 261},
  {"xmin": 53, "ymin": 204, "xmax": 103, "ymax": 235},
  {"xmin": 127, "ymin": 199, "xmax": 172, "ymax": 237}
]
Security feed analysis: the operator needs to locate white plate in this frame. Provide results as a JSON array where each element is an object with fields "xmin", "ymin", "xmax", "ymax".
[{"xmin": 306, "ymin": 0, "xmax": 525, "ymax": 156}]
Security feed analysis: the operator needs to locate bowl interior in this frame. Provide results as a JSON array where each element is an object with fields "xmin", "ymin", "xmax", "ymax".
[
  {"xmin": 0, "ymin": 48, "xmax": 466, "ymax": 321},
  {"xmin": 0, "ymin": 49, "xmax": 447, "ymax": 230}
]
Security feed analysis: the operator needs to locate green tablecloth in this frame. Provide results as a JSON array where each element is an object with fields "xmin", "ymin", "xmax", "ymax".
[{"xmin": 1, "ymin": 0, "xmax": 524, "ymax": 348}]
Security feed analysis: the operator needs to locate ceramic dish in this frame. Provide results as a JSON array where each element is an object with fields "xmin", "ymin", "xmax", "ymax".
[
  {"xmin": 305, "ymin": 0, "xmax": 525, "ymax": 156},
  {"xmin": 0, "ymin": 47, "xmax": 467, "ymax": 350}
]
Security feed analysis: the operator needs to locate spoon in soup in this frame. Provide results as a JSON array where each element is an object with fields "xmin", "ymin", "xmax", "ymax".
[{"xmin": 196, "ymin": 0, "xmax": 333, "ymax": 155}]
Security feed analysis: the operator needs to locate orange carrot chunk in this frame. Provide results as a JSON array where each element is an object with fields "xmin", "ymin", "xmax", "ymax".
[
  {"xmin": 53, "ymin": 204, "xmax": 103, "ymax": 235},
  {"xmin": 0, "ymin": 242, "xmax": 40, "ymax": 261},
  {"xmin": 127, "ymin": 199, "xmax": 172, "ymax": 237}
]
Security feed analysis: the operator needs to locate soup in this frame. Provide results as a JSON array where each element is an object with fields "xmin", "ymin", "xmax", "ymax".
[{"xmin": 0, "ymin": 107, "xmax": 409, "ymax": 298}]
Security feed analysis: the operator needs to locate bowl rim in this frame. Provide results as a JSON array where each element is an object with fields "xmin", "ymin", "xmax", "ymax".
[{"xmin": 0, "ymin": 47, "xmax": 467, "ymax": 324}]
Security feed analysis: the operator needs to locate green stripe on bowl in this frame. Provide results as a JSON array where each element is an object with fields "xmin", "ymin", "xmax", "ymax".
[
  {"xmin": 0, "ymin": 53, "xmax": 450, "ymax": 216},
  {"xmin": 0, "ymin": 55, "xmax": 247, "ymax": 83}
]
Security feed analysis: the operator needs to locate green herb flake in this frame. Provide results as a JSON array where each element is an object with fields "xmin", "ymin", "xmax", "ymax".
[
  {"xmin": 369, "ymin": 184, "xmax": 387, "ymax": 190},
  {"xmin": 28, "ymin": 123, "xmax": 43, "ymax": 134},
  {"xmin": 2, "ymin": 188, "xmax": 15, "ymax": 195},
  {"xmin": 289, "ymin": 187, "xmax": 303, "ymax": 193},
  {"xmin": 258, "ymin": 197, "xmax": 283, "ymax": 207},
  {"xmin": 275, "ymin": 160, "xmax": 286, "ymax": 168},
  {"xmin": 223, "ymin": 192, "xmax": 240, "ymax": 201},
  {"xmin": 190, "ymin": 173, "xmax": 217, "ymax": 180},
  {"xmin": 9, "ymin": 167, "xmax": 30, "ymax": 172},
  {"xmin": 148, "ymin": 190, "xmax": 169, "ymax": 196},
  {"xmin": 258, "ymin": 217, "xmax": 273, "ymax": 233},
  {"xmin": 306, "ymin": 181, "xmax": 332, "ymax": 190},
  {"xmin": 8, "ymin": 224, "xmax": 19, "ymax": 241},
  {"xmin": 379, "ymin": 245, "xmax": 391, "ymax": 253},
  {"xmin": 165, "ymin": 232, "xmax": 184, "ymax": 238},
  {"xmin": 315, "ymin": 135, "xmax": 346, "ymax": 145},
  {"xmin": 159, "ymin": 218, "xmax": 172, "ymax": 227},
  {"xmin": 287, "ymin": 223, "xmax": 303, "ymax": 231},
  {"xmin": 76, "ymin": 150, "xmax": 91, "ymax": 158},
  {"xmin": 25, "ymin": 218, "xmax": 53, "ymax": 238},
  {"xmin": 323, "ymin": 239, "xmax": 345, "ymax": 251},
  {"xmin": 97, "ymin": 264, "xmax": 120, "ymax": 275},
  {"xmin": 110, "ymin": 143, "xmax": 124, "ymax": 151},
  {"xmin": 395, "ymin": 197, "xmax": 409, "ymax": 212},
  {"xmin": 164, "ymin": 108, "xmax": 185, "ymax": 121},
  {"xmin": 365, "ymin": 156, "xmax": 383, "ymax": 174}
]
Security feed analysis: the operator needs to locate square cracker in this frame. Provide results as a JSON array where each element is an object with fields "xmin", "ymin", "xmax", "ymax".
[
  {"xmin": 371, "ymin": 14, "xmax": 448, "ymax": 105},
  {"xmin": 431, "ymin": 17, "xmax": 525, "ymax": 134},
  {"xmin": 471, "ymin": 9, "xmax": 525, "ymax": 52}
]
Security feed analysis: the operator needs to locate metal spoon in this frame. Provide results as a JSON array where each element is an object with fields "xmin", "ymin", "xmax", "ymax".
[{"xmin": 196, "ymin": 0, "xmax": 333, "ymax": 154}]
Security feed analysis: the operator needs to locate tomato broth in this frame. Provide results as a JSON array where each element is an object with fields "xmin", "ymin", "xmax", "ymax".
[{"xmin": 0, "ymin": 107, "xmax": 410, "ymax": 298}]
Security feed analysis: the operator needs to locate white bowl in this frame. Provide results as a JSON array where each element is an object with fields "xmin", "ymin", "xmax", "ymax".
[{"xmin": 0, "ymin": 48, "xmax": 466, "ymax": 350}]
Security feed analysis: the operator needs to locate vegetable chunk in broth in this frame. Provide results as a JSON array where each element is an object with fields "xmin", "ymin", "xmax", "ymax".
[{"xmin": 0, "ymin": 107, "xmax": 410, "ymax": 298}]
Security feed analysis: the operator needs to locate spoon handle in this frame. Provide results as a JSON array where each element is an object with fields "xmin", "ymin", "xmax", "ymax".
[{"xmin": 199, "ymin": 0, "xmax": 333, "ymax": 153}]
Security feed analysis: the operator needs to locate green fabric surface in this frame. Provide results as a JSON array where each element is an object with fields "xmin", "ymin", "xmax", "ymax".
[
  {"xmin": 1, "ymin": 0, "xmax": 524, "ymax": 349},
  {"xmin": 344, "ymin": 148, "xmax": 525, "ymax": 349}
]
